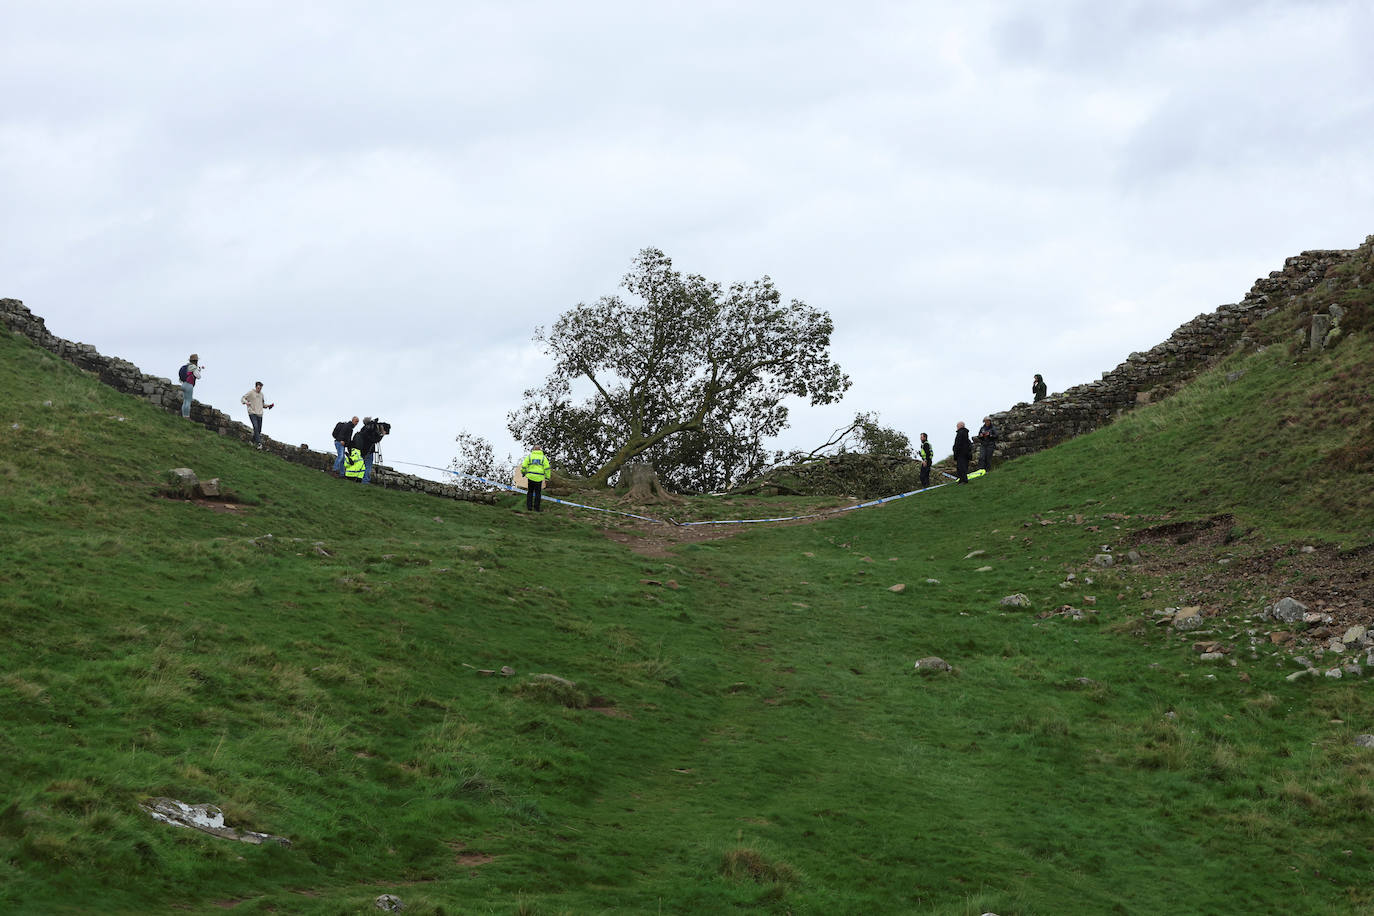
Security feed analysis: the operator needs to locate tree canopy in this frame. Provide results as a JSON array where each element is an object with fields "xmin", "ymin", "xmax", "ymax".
[{"xmin": 508, "ymin": 248, "xmax": 850, "ymax": 490}]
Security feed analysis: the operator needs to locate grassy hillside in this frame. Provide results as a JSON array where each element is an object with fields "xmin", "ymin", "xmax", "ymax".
[{"xmin": 2, "ymin": 298, "xmax": 1373, "ymax": 915}]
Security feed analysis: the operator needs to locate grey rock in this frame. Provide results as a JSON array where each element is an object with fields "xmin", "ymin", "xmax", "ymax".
[
  {"xmin": 1199, "ymin": 652, "xmax": 1225, "ymax": 661},
  {"xmin": 964, "ymin": 550, "xmax": 986, "ymax": 559},
  {"xmin": 1325, "ymin": 667, "xmax": 1344, "ymax": 679},
  {"xmin": 913, "ymin": 656, "xmax": 951, "ymax": 673},
  {"xmin": 1343, "ymin": 665, "xmax": 1363, "ymax": 678},
  {"xmin": 1000, "ymin": 593, "xmax": 1031, "ymax": 607},
  {"xmin": 1311, "ymin": 313, "xmax": 1332, "ymax": 349},
  {"xmin": 1126, "ymin": 549, "xmax": 1142, "ymax": 564},
  {"xmin": 1286, "ymin": 668, "xmax": 1315, "ymax": 682},
  {"xmin": 1172, "ymin": 607, "xmax": 1205, "ymax": 632},
  {"xmin": 375, "ymin": 895, "xmax": 405, "ymax": 912},
  {"xmin": 1270, "ymin": 597, "xmax": 1307, "ymax": 623},
  {"xmin": 1354, "ymin": 735, "xmax": 1374, "ymax": 748},
  {"xmin": 1329, "ymin": 303, "xmax": 1345, "ymax": 323},
  {"xmin": 197, "ymin": 477, "xmax": 221, "ymax": 498},
  {"xmin": 1343, "ymin": 625, "xmax": 1367, "ymax": 645}
]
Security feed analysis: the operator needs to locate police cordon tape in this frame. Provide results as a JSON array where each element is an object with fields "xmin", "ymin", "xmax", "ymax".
[{"xmin": 389, "ymin": 461, "xmax": 981, "ymax": 527}]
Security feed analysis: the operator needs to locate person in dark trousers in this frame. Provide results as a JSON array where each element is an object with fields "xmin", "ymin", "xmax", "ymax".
[
  {"xmin": 1032, "ymin": 373, "xmax": 1047, "ymax": 402},
  {"xmin": 520, "ymin": 447, "xmax": 551, "ymax": 511},
  {"xmin": 977, "ymin": 417, "xmax": 997, "ymax": 472},
  {"xmin": 353, "ymin": 418, "xmax": 390, "ymax": 484},
  {"xmin": 918, "ymin": 432, "xmax": 934, "ymax": 488},
  {"xmin": 953, "ymin": 422, "xmax": 972, "ymax": 483},
  {"xmin": 240, "ymin": 381, "xmax": 274, "ymax": 449},
  {"xmin": 331, "ymin": 416, "xmax": 358, "ymax": 476}
]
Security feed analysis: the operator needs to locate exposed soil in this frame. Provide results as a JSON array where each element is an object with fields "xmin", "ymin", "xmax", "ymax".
[{"xmin": 1126, "ymin": 514, "xmax": 1374, "ymax": 630}]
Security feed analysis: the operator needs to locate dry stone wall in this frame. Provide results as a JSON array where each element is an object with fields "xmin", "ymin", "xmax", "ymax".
[
  {"xmin": 0, "ymin": 298, "xmax": 482, "ymax": 502},
  {"xmin": 986, "ymin": 248, "xmax": 1359, "ymax": 462}
]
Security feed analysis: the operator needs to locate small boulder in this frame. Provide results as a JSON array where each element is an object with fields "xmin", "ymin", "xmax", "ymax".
[
  {"xmin": 375, "ymin": 894, "xmax": 405, "ymax": 912},
  {"xmin": 999, "ymin": 594, "xmax": 1031, "ymax": 607},
  {"xmin": 197, "ymin": 477, "xmax": 221, "ymax": 498},
  {"xmin": 1171, "ymin": 607, "xmax": 1205, "ymax": 632},
  {"xmin": 913, "ymin": 656, "xmax": 951, "ymax": 673},
  {"xmin": 1354, "ymin": 735, "xmax": 1374, "ymax": 748},
  {"xmin": 1093, "ymin": 553, "xmax": 1115, "ymax": 568},
  {"xmin": 1343, "ymin": 625, "xmax": 1367, "ymax": 645},
  {"xmin": 888, "ymin": 583, "xmax": 906, "ymax": 593},
  {"xmin": 1270, "ymin": 597, "xmax": 1307, "ymax": 623},
  {"xmin": 166, "ymin": 468, "xmax": 199, "ymax": 497}
]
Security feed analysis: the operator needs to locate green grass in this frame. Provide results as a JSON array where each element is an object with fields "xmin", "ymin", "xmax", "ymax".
[{"xmin": 4, "ymin": 317, "xmax": 1374, "ymax": 915}]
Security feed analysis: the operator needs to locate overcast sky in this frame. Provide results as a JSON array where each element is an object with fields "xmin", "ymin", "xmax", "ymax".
[{"xmin": 4, "ymin": 0, "xmax": 1371, "ymax": 483}]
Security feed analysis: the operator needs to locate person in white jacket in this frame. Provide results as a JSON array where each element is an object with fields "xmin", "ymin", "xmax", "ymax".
[{"xmin": 240, "ymin": 381, "xmax": 274, "ymax": 449}]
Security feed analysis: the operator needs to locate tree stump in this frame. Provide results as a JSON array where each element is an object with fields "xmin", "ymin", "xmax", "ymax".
[{"xmin": 622, "ymin": 462, "xmax": 679, "ymax": 504}]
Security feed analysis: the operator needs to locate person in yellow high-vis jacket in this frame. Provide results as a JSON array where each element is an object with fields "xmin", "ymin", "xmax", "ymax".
[
  {"xmin": 520, "ymin": 448, "xmax": 550, "ymax": 512},
  {"xmin": 344, "ymin": 447, "xmax": 366, "ymax": 481}
]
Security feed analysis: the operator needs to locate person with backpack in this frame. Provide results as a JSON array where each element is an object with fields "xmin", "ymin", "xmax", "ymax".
[
  {"xmin": 917, "ymin": 432, "xmax": 934, "ymax": 488},
  {"xmin": 240, "ymin": 381, "xmax": 275, "ymax": 449},
  {"xmin": 520, "ymin": 447, "xmax": 551, "ymax": 512},
  {"xmin": 178, "ymin": 354, "xmax": 202, "ymax": 418},
  {"xmin": 331, "ymin": 416, "xmax": 359, "ymax": 476},
  {"xmin": 353, "ymin": 418, "xmax": 390, "ymax": 484}
]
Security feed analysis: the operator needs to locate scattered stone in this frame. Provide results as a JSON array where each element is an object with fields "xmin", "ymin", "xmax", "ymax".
[
  {"xmin": 964, "ymin": 550, "xmax": 986, "ymax": 559},
  {"xmin": 925, "ymin": 578, "xmax": 940, "ymax": 584},
  {"xmin": 1092, "ymin": 553, "xmax": 1114, "ymax": 568},
  {"xmin": 1269, "ymin": 597, "xmax": 1307, "ymax": 623},
  {"xmin": 1073, "ymin": 677, "xmax": 1101, "ymax": 688},
  {"xmin": 975, "ymin": 566, "xmax": 993, "ymax": 573},
  {"xmin": 1199, "ymin": 652, "xmax": 1225, "ymax": 662},
  {"xmin": 888, "ymin": 584, "xmax": 906, "ymax": 593},
  {"xmin": 141, "ymin": 797, "xmax": 290, "ymax": 846},
  {"xmin": 500, "ymin": 666, "xmax": 515, "ymax": 677},
  {"xmin": 1171, "ymin": 607, "xmax": 1204, "ymax": 632},
  {"xmin": 999, "ymin": 593, "xmax": 1031, "ymax": 607},
  {"xmin": 1325, "ymin": 668, "xmax": 1344, "ymax": 679},
  {"xmin": 913, "ymin": 656, "xmax": 951, "ymax": 673},
  {"xmin": 1354, "ymin": 735, "xmax": 1374, "ymax": 748},
  {"xmin": 1126, "ymin": 550, "xmax": 1142, "ymax": 564},
  {"xmin": 1301, "ymin": 545, "xmax": 1316, "ymax": 553},
  {"xmin": 1286, "ymin": 669, "xmax": 1315, "ymax": 682},
  {"xmin": 1343, "ymin": 665, "xmax": 1363, "ymax": 678},
  {"xmin": 166, "ymin": 467, "xmax": 199, "ymax": 497},
  {"xmin": 1343, "ymin": 625, "xmax": 1367, "ymax": 645},
  {"xmin": 375, "ymin": 894, "xmax": 405, "ymax": 912}
]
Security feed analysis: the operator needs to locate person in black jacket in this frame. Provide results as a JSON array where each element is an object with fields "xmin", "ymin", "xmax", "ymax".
[
  {"xmin": 353, "ymin": 418, "xmax": 390, "ymax": 484},
  {"xmin": 331, "ymin": 416, "xmax": 358, "ymax": 477},
  {"xmin": 1032, "ymin": 374, "xmax": 1048, "ymax": 402},
  {"xmin": 977, "ymin": 417, "xmax": 997, "ymax": 472},
  {"xmin": 952, "ymin": 422, "xmax": 972, "ymax": 483}
]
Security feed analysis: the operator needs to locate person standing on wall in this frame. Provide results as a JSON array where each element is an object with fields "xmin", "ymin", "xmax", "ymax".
[
  {"xmin": 178, "ymin": 354, "xmax": 202, "ymax": 419},
  {"xmin": 241, "ymin": 381, "xmax": 274, "ymax": 449},
  {"xmin": 977, "ymin": 416, "xmax": 997, "ymax": 472},
  {"xmin": 918, "ymin": 432, "xmax": 934, "ymax": 488},
  {"xmin": 331, "ymin": 416, "xmax": 358, "ymax": 477},
  {"xmin": 952, "ymin": 422, "xmax": 972, "ymax": 484},
  {"xmin": 520, "ymin": 447, "xmax": 551, "ymax": 512},
  {"xmin": 353, "ymin": 418, "xmax": 389, "ymax": 484},
  {"xmin": 1032, "ymin": 373, "xmax": 1048, "ymax": 402}
]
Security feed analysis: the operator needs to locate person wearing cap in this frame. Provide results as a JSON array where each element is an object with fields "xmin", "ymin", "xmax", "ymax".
[
  {"xmin": 353, "ymin": 418, "xmax": 389, "ymax": 483},
  {"xmin": 240, "ymin": 381, "xmax": 274, "ymax": 449},
  {"xmin": 520, "ymin": 447, "xmax": 551, "ymax": 512},
  {"xmin": 180, "ymin": 354, "xmax": 202, "ymax": 418},
  {"xmin": 977, "ymin": 417, "xmax": 997, "ymax": 472}
]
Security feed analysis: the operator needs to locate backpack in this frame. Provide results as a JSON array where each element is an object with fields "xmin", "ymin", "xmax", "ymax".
[{"xmin": 178, "ymin": 364, "xmax": 190, "ymax": 383}]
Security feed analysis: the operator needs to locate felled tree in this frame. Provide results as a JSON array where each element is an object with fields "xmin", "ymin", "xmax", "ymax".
[{"xmin": 508, "ymin": 248, "xmax": 850, "ymax": 490}]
